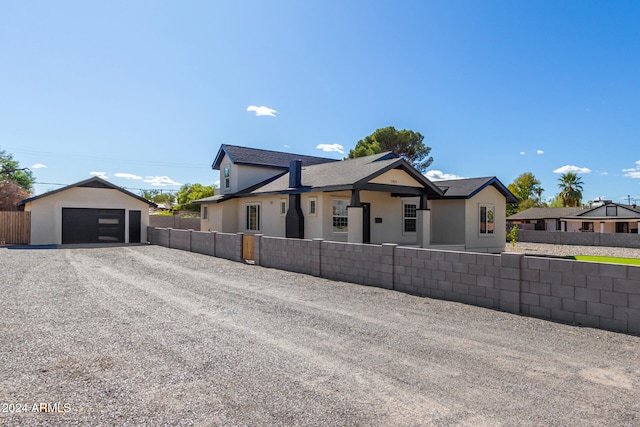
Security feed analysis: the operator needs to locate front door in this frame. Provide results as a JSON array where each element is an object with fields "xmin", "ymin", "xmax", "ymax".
[
  {"xmin": 362, "ymin": 203, "xmax": 371, "ymax": 244},
  {"xmin": 129, "ymin": 210, "xmax": 141, "ymax": 243}
]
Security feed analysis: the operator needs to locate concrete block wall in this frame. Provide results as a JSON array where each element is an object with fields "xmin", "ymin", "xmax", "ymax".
[
  {"xmin": 519, "ymin": 255, "xmax": 640, "ymax": 334},
  {"xmin": 393, "ymin": 247, "xmax": 501, "ymax": 310},
  {"xmin": 191, "ymin": 231, "xmax": 216, "ymax": 256},
  {"xmin": 169, "ymin": 229, "xmax": 192, "ymax": 251},
  {"xmin": 148, "ymin": 227, "xmax": 640, "ymax": 335},
  {"xmin": 215, "ymin": 232, "xmax": 243, "ymax": 262},
  {"xmin": 150, "ymin": 227, "xmax": 170, "ymax": 247},
  {"xmin": 256, "ymin": 236, "xmax": 321, "ymax": 276},
  {"xmin": 318, "ymin": 241, "xmax": 395, "ymax": 289}
]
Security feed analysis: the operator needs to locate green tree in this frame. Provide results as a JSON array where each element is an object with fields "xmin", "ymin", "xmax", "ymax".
[
  {"xmin": 507, "ymin": 172, "xmax": 543, "ymax": 216},
  {"xmin": 0, "ymin": 148, "xmax": 35, "ymax": 192},
  {"xmin": 548, "ymin": 196, "xmax": 565, "ymax": 208},
  {"xmin": 557, "ymin": 172, "xmax": 584, "ymax": 207},
  {"xmin": 141, "ymin": 189, "xmax": 176, "ymax": 207},
  {"xmin": 175, "ymin": 183, "xmax": 215, "ymax": 211},
  {"xmin": 347, "ymin": 126, "xmax": 433, "ymax": 172}
]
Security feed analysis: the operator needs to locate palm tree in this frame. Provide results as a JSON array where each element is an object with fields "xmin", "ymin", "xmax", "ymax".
[
  {"xmin": 557, "ymin": 173, "xmax": 584, "ymax": 207},
  {"xmin": 533, "ymin": 185, "xmax": 544, "ymax": 206}
]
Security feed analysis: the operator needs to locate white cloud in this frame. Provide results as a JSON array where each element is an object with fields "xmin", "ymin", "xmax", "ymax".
[
  {"xmin": 89, "ymin": 171, "xmax": 108, "ymax": 179},
  {"xmin": 316, "ymin": 144, "xmax": 344, "ymax": 154},
  {"xmin": 553, "ymin": 165, "xmax": 592, "ymax": 174},
  {"xmin": 537, "ymin": 150, "xmax": 544, "ymax": 155},
  {"xmin": 425, "ymin": 170, "xmax": 466, "ymax": 181},
  {"xmin": 31, "ymin": 163, "xmax": 47, "ymax": 169},
  {"xmin": 247, "ymin": 105, "xmax": 277, "ymax": 117},
  {"xmin": 284, "ymin": 144, "xmax": 291, "ymax": 148},
  {"xmin": 623, "ymin": 169, "xmax": 640, "ymax": 178},
  {"xmin": 143, "ymin": 176, "xmax": 181, "ymax": 186},
  {"xmin": 622, "ymin": 160, "xmax": 640, "ymax": 178},
  {"xmin": 520, "ymin": 151, "xmax": 526, "ymax": 155},
  {"xmin": 114, "ymin": 172, "xmax": 142, "ymax": 180},
  {"xmin": 598, "ymin": 171, "xmax": 609, "ymax": 176}
]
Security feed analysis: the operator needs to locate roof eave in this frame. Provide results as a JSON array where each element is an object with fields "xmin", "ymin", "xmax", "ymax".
[{"xmin": 19, "ymin": 177, "xmax": 157, "ymax": 207}]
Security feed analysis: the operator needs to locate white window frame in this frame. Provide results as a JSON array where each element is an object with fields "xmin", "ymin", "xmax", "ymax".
[
  {"xmin": 224, "ymin": 166, "xmax": 230, "ymax": 189},
  {"xmin": 202, "ymin": 206, "xmax": 208, "ymax": 220},
  {"xmin": 479, "ymin": 204, "xmax": 495, "ymax": 236},
  {"xmin": 403, "ymin": 202, "xmax": 417, "ymax": 235},
  {"xmin": 332, "ymin": 199, "xmax": 349, "ymax": 233},
  {"xmin": 280, "ymin": 199, "xmax": 287, "ymax": 216},
  {"xmin": 245, "ymin": 203, "xmax": 261, "ymax": 232},
  {"xmin": 308, "ymin": 197, "xmax": 317, "ymax": 216}
]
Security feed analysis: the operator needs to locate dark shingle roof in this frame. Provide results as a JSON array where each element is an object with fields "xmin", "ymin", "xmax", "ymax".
[
  {"xmin": 507, "ymin": 207, "xmax": 584, "ymax": 220},
  {"xmin": 250, "ymin": 152, "xmax": 443, "ymax": 196},
  {"xmin": 433, "ymin": 177, "xmax": 517, "ymax": 203},
  {"xmin": 18, "ymin": 177, "xmax": 157, "ymax": 207},
  {"xmin": 212, "ymin": 144, "xmax": 338, "ymax": 170}
]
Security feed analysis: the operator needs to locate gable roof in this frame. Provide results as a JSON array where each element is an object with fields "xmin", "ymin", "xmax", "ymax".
[
  {"xmin": 212, "ymin": 144, "xmax": 337, "ymax": 170},
  {"xmin": 433, "ymin": 177, "xmax": 517, "ymax": 203},
  {"xmin": 507, "ymin": 207, "xmax": 584, "ymax": 221},
  {"xmin": 249, "ymin": 152, "xmax": 443, "ymax": 196},
  {"xmin": 562, "ymin": 202, "xmax": 640, "ymax": 220},
  {"xmin": 18, "ymin": 177, "xmax": 157, "ymax": 207}
]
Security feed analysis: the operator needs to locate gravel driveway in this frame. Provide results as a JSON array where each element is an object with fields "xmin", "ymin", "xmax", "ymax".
[{"xmin": 1, "ymin": 245, "xmax": 640, "ymax": 426}]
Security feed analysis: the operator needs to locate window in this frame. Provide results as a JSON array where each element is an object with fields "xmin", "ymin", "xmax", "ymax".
[
  {"xmin": 280, "ymin": 199, "xmax": 287, "ymax": 216},
  {"xmin": 203, "ymin": 206, "xmax": 208, "ymax": 220},
  {"xmin": 582, "ymin": 222, "xmax": 594, "ymax": 232},
  {"xmin": 309, "ymin": 197, "xmax": 317, "ymax": 216},
  {"xmin": 479, "ymin": 205, "xmax": 495, "ymax": 235},
  {"xmin": 332, "ymin": 199, "xmax": 348, "ymax": 233},
  {"xmin": 403, "ymin": 203, "xmax": 417, "ymax": 233},
  {"xmin": 224, "ymin": 166, "xmax": 230, "ymax": 189},
  {"xmin": 246, "ymin": 204, "xmax": 260, "ymax": 231}
]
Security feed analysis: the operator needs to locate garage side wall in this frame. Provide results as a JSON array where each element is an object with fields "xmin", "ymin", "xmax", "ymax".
[{"xmin": 26, "ymin": 187, "xmax": 150, "ymax": 245}]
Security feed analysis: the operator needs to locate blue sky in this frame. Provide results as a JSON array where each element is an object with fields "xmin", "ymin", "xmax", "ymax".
[{"xmin": 2, "ymin": 0, "xmax": 639, "ymax": 204}]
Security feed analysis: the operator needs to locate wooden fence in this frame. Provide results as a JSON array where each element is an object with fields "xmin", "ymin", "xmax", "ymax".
[{"xmin": 0, "ymin": 212, "xmax": 30, "ymax": 245}]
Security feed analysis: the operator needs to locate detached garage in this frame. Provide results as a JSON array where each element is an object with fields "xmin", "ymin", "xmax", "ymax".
[{"xmin": 19, "ymin": 177, "xmax": 155, "ymax": 245}]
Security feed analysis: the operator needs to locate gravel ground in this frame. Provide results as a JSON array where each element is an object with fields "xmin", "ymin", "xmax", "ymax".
[
  {"xmin": 505, "ymin": 242, "xmax": 640, "ymax": 258},
  {"xmin": 1, "ymin": 245, "xmax": 640, "ymax": 426}
]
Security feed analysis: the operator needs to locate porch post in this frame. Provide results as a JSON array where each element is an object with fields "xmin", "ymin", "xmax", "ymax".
[
  {"xmin": 417, "ymin": 209, "xmax": 431, "ymax": 248},
  {"xmin": 350, "ymin": 189, "xmax": 361, "ymax": 207},
  {"xmin": 347, "ymin": 189, "xmax": 363, "ymax": 243},
  {"xmin": 347, "ymin": 206, "xmax": 363, "ymax": 243}
]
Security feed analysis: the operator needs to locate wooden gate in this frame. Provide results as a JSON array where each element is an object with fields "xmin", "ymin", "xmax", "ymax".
[
  {"xmin": 242, "ymin": 234, "xmax": 255, "ymax": 261},
  {"xmin": 0, "ymin": 211, "xmax": 31, "ymax": 245}
]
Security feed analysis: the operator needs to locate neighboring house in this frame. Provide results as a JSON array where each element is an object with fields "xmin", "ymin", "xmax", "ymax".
[
  {"xmin": 19, "ymin": 177, "xmax": 156, "ymax": 245},
  {"xmin": 195, "ymin": 145, "xmax": 516, "ymax": 253},
  {"xmin": 507, "ymin": 207, "xmax": 584, "ymax": 231},
  {"xmin": 508, "ymin": 203, "xmax": 640, "ymax": 233}
]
